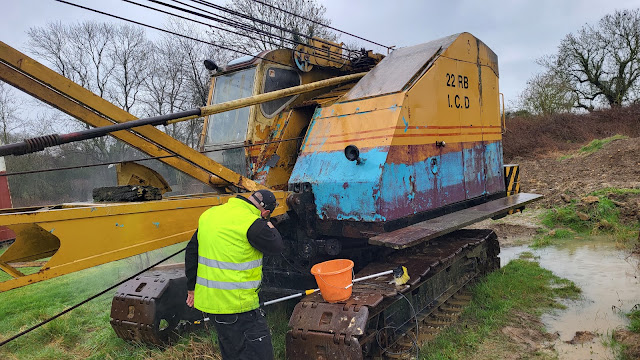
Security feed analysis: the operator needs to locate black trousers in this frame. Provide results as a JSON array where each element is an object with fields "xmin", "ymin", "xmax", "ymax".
[{"xmin": 210, "ymin": 309, "xmax": 274, "ymax": 360}]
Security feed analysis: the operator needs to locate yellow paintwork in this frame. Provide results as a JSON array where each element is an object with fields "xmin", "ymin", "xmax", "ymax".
[
  {"xmin": 295, "ymin": 37, "xmax": 346, "ymax": 70},
  {"xmin": 0, "ymin": 41, "xmax": 264, "ymax": 191},
  {"xmin": 0, "ymin": 33, "xmax": 504, "ymax": 293},
  {"xmin": 202, "ymin": 48, "xmax": 359, "ymax": 189},
  {"xmin": 0, "ymin": 192, "xmax": 289, "ymax": 292},
  {"xmin": 116, "ymin": 162, "xmax": 172, "ymax": 194},
  {"xmin": 252, "ymin": 108, "xmax": 312, "ymax": 190},
  {"xmin": 301, "ymin": 33, "xmax": 501, "ymax": 154}
]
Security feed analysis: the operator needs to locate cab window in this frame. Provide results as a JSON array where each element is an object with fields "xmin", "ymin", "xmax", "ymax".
[{"xmin": 261, "ymin": 67, "xmax": 301, "ymax": 118}]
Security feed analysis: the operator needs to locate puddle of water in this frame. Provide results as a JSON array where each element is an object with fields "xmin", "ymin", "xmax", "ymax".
[{"xmin": 500, "ymin": 237, "xmax": 640, "ymax": 360}]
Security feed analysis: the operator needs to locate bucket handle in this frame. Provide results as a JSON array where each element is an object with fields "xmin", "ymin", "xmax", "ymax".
[{"xmin": 316, "ymin": 269, "xmax": 355, "ymax": 290}]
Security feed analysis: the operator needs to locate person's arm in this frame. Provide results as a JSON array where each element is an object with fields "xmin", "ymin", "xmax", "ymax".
[
  {"xmin": 184, "ymin": 230, "xmax": 198, "ymax": 307},
  {"xmin": 246, "ymin": 219, "xmax": 284, "ymax": 255}
]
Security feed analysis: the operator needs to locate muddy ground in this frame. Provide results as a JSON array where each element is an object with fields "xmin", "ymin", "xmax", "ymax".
[
  {"xmin": 468, "ymin": 135, "xmax": 640, "ymax": 360},
  {"xmin": 515, "ymin": 136, "xmax": 640, "ymax": 215}
]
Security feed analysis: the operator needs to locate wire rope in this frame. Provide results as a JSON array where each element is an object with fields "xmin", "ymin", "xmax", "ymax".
[{"xmin": 0, "ymin": 247, "xmax": 186, "ymax": 348}]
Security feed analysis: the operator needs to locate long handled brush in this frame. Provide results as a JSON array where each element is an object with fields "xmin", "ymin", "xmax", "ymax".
[{"xmin": 260, "ymin": 265, "xmax": 410, "ymax": 307}]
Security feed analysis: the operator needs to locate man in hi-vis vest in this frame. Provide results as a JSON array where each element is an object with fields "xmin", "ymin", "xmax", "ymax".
[{"xmin": 185, "ymin": 189, "xmax": 284, "ymax": 359}]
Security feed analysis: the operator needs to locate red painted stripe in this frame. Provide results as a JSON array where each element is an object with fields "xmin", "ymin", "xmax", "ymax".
[{"xmin": 306, "ymin": 132, "xmax": 502, "ymax": 146}]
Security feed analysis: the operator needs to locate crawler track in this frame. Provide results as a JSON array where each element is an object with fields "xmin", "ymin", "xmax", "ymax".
[
  {"xmin": 286, "ymin": 229, "xmax": 499, "ymax": 359},
  {"xmin": 109, "ymin": 229, "xmax": 498, "ymax": 355}
]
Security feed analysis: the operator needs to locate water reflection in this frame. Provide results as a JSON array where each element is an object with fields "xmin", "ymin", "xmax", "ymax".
[{"xmin": 500, "ymin": 237, "xmax": 640, "ymax": 360}]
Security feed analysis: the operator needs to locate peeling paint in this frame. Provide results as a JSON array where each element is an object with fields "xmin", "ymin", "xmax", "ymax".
[
  {"xmin": 291, "ymin": 141, "xmax": 504, "ymax": 222},
  {"xmin": 152, "ymin": 222, "xmax": 160, "ymax": 228},
  {"xmin": 402, "ymin": 116, "xmax": 409, "ymax": 132},
  {"xmin": 115, "ymin": 223, "xmax": 124, "ymax": 228}
]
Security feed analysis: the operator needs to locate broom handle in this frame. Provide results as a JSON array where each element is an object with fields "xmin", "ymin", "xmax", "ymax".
[
  {"xmin": 260, "ymin": 269, "xmax": 396, "ymax": 307},
  {"xmin": 352, "ymin": 269, "xmax": 394, "ymax": 283},
  {"xmin": 260, "ymin": 288, "xmax": 319, "ymax": 307}
]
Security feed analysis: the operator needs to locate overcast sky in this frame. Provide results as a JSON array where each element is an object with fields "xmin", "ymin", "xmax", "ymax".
[{"xmin": 4, "ymin": 0, "xmax": 640, "ymax": 107}]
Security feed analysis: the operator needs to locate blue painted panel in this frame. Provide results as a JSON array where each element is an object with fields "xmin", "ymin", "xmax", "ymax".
[
  {"xmin": 463, "ymin": 143, "xmax": 486, "ymax": 199},
  {"xmin": 379, "ymin": 162, "xmax": 418, "ymax": 217},
  {"xmin": 439, "ymin": 150, "xmax": 466, "ymax": 200},
  {"xmin": 484, "ymin": 141, "xmax": 505, "ymax": 194},
  {"xmin": 378, "ymin": 149, "xmax": 466, "ymax": 220},
  {"xmin": 289, "ymin": 147, "xmax": 389, "ymax": 221},
  {"xmin": 289, "ymin": 142, "xmax": 504, "ymax": 223}
]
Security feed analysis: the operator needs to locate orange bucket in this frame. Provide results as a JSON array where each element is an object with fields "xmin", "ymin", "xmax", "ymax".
[{"xmin": 310, "ymin": 259, "xmax": 354, "ymax": 303}]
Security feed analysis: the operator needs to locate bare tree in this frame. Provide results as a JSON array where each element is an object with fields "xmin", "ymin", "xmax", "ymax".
[
  {"xmin": 542, "ymin": 9, "xmax": 640, "ymax": 110},
  {"xmin": 211, "ymin": 0, "xmax": 338, "ymax": 54},
  {"xmin": 27, "ymin": 21, "xmax": 153, "ymax": 162},
  {"xmin": 0, "ymin": 82, "xmax": 24, "ymax": 144},
  {"xmin": 143, "ymin": 19, "xmax": 217, "ymax": 149},
  {"xmin": 28, "ymin": 22, "xmax": 115, "ymax": 97},
  {"xmin": 109, "ymin": 25, "xmax": 151, "ymax": 114},
  {"xmin": 518, "ymin": 71, "xmax": 577, "ymax": 115}
]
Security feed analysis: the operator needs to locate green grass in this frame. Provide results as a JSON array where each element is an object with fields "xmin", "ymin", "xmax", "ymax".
[
  {"xmin": 0, "ymin": 243, "xmax": 192, "ymax": 360},
  {"xmin": 2, "ymin": 249, "xmax": 584, "ymax": 359},
  {"xmin": 420, "ymin": 256, "xmax": 581, "ymax": 359},
  {"xmin": 558, "ymin": 135, "xmax": 628, "ymax": 160},
  {"xmin": 0, "ymin": 240, "xmax": 294, "ymax": 360},
  {"xmin": 577, "ymin": 135, "xmax": 628, "ymax": 155},
  {"xmin": 531, "ymin": 188, "xmax": 640, "ymax": 248},
  {"xmin": 610, "ymin": 308, "xmax": 640, "ymax": 360},
  {"xmin": 629, "ymin": 309, "xmax": 640, "ymax": 334}
]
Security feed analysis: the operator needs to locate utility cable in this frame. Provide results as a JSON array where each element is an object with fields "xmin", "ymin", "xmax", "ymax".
[
  {"xmin": 148, "ymin": 0, "xmax": 351, "ymax": 62},
  {"xmin": 250, "ymin": 0, "xmax": 392, "ymax": 50},
  {"xmin": 54, "ymin": 0, "xmax": 291, "ymax": 68},
  {"xmin": 188, "ymin": 0, "xmax": 353, "ymax": 56},
  {"xmin": 0, "ymin": 247, "xmax": 186, "ymax": 348},
  {"xmin": 122, "ymin": 0, "xmax": 302, "ymax": 53},
  {"xmin": 146, "ymin": 0, "xmax": 350, "ymax": 62},
  {"xmin": 0, "ymin": 136, "xmax": 303, "ymax": 177}
]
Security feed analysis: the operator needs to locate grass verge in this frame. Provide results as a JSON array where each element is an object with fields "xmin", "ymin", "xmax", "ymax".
[
  {"xmin": 611, "ymin": 308, "xmax": 640, "ymax": 360},
  {"xmin": 0, "ymin": 243, "xmax": 196, "ymax": 360},
  {"xmin": 0, "ymin": 241, "xmax": 293, "ymax": 360},
  {"xmin": 2, "ymin": 251, "xmax": 583, "ymax": 359},
  {"xmin": 558, "ymin": 134, "xmax": 628, "ymax": 160},
  {"xmin": 532, "ymin": 188, "xmax": 640, "ymax": 248},
  {"xmin": 421, "ymin": 255, "xmax": 581, "ymax": 359}
]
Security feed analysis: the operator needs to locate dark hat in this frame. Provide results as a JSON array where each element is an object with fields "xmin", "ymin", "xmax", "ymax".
[{"xmin": 251, "ymin": 189, "xmax": 278, "ymax": 212}]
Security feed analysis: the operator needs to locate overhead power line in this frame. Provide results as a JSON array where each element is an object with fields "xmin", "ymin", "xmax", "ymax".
[
  {"xmin": 186, "ymin": 0, "xmax": 354, "ymax": 55},
  {"xmin": 122, "ymin": 0, "xmax": 306, "ymax": 55},
  {"xmin": 250, "ymin": 0, "xmax": 392, "ymax": 50},
  {"xmin": 54, "ymin": 0, "xmax": 292, "ymax": 67},
  {"xmin": 139, "ymin": 0, "xmax": 351, "ymax": 62}
]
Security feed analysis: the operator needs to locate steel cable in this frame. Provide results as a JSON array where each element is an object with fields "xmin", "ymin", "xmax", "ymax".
[
  {"xmin": 0, "ymin": 247, "xmax": 186, "ymax": 348},
  {"xmin": 0, "ymin": 136, "xmax": 303, "ymax": 177}
]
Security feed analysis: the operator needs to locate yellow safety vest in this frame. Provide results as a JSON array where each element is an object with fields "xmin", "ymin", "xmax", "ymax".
[{"xmin": 194, "ymin": 197, "xmax": 263, "ymax": 314}]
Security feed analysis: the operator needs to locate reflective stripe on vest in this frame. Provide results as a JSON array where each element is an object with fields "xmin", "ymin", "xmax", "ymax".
[
  {"xmin": 198, "ymin": 255, "xmax": 262, "ymax": 271},
  {"xmin": 196, "ymin": 276, "xmax": 262, "ymax": 290},
  {"xmin": 194, "ymin": 197, "xmax": 263, "ymax": 314}
]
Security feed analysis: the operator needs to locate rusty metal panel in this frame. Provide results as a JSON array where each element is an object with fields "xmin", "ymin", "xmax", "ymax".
[
  {"xmin": 110, "ymin": 269, "xmax": 202, "ymax": 344},
  {"xmin": 369, "ymin": 193, "xmax": 542, "ymax": 249},
  {"xmin": 286, "ymin": 331, "xmax": 363, "ymax": 360},
  {"xmin": 289, "ymin": 302, "xmax": 369, "ymax": 337}
]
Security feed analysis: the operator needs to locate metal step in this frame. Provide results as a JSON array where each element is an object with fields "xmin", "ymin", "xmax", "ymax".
[{"xmin": 369, "ymin": 193, "xmax": 542, "ymax": 249}]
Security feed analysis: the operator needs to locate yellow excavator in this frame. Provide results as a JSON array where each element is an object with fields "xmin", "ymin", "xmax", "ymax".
[{"xmin": 0, "ymin": 33, "xmax": 539, "ymax": 358}]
